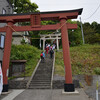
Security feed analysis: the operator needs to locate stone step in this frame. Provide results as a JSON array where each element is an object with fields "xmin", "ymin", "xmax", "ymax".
[
  {"xmin": 30, "ymin": 83, "xmax": 50, "ymax": 85},
  {"xmin": 29, "ymin": 83, "xmax": 51, "ymax": 86},
  {"xmin": 30, "ymin": 84, "xmax": 51, "ymax": 86},
  {"xmin": 31, "ymin": 80, "xmax": 51, "ymax": 83},
  {"xmin": 36, "ymin": 69, "xmax": 52, "ymax": 72},
  {"xmin": 35, "ymin": 73, "xmax": 51, "ymax": 75},
  {"xmin": 33, "ymin": 74, "xmax": 51, "ymax": 76},
  {"xmin": 33, "ymin": 75, "xmax": 51, "ymax": 77},
  {"xmin": 35, "ymin": 70, "xmax": 51, "ymax": 72},
  {"xmin": 28, "ymin": 86, "xmax": 51, "ymax": 89},
  {"xmin": 36, "ymin": 71, "xmax": 51, "ymax": 73},
  {"xmin": 30, "ymin": 81, "xmax": 51, "ymax": 84},
  {"xmin": 34, "ymin": 72, "xmax": 52, "ymax": 75},
  {"xmin": 28, "ymin": 53, "xmax": 54, "ymax": 89},
  {"xmin": 32, "ymin": 77, "xmax": 51, "ymax": 79},
  {"xmin": 35, "ymin": 71, "xmax": 52, "ymax": 73},
  {"xmin": 32, "ymin": 79, "xmax": 51, "ymax": 81}
]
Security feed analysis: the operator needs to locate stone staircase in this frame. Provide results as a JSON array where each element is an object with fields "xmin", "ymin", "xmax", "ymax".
[{"xmin": 28, "ymin": 54, "xmax": 53, "ymax": 89}]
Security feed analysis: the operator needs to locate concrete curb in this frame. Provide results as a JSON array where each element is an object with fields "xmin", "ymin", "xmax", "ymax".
[
  {"xmin": 1, "ymin": 89, "xmax": 25, "ymax": 100},
  {"xmin": 51, "ymin": 52, "xmax": 55, "ymax": 89}
]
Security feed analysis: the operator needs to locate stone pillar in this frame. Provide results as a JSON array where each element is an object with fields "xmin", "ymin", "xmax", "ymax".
[
  {"xmin": 60, "ymin": 18, "xmax": 74, "ymax": 92},
  {"xmin": 56, "ymin": 36, "xmax": 59, "ymax": 51},
  {"xmin": 43, "ymin": 39, "xmax": 45, "ymax": 51},
  {"xmin": 40, "ymin": 39, "xmax": 41, "ymax": 49},
  {"xmin": 2, "ymin": 21, "xmax": 13, "ymax": 92}
]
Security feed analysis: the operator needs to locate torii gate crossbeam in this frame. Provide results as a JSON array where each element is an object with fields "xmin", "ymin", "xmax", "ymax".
[
  {"xmin": 0, "ymin": 23, "xmax": 77, "ymax": 32},
  {"xmin": 0, "ymin": 8, "xmax": 83, "ymax": 92}
]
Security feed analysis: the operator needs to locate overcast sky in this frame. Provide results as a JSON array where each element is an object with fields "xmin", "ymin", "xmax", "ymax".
[{"xmin": 31, "ymin": 0, "xmax": 100, "ymax": 24}]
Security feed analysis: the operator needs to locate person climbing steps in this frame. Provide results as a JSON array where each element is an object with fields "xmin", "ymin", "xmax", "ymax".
[
  {"xmin": 49, "ymin": 48, "xmax": 54, "ymax": 58},
  {"xmin": 40, "ymin": 51, "xmax": 45, "ymax": 62}
]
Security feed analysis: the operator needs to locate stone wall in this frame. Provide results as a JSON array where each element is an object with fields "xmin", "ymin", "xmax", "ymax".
[
  {"xmin": 8, "ymin": 77, "xmax": 30, "ymax": 89},
  {"xmin": 9, "ymin": 60, "xmax": 27, "ymax": 77},
  {"xmin": 53, "ymin": 75, "xmax": 80, "ymax": 89},
  {"xmin": 53, "ymin": 75, "xmax": 100, "ymax": 89},
  {"xmin": 8, "ymin": 75, "xmax": 100, "ymax": 89}
]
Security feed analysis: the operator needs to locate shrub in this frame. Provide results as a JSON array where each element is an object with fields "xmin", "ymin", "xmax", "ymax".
[
  {"xmin": 94, "ymin": 67, "xmax": 100, "ymax": 75},
  {"xmin": 10, "ymin": 44, "xmax": 40, "ymax": 76},
  {"xmin": 55, "ymin": 44, "xmax": 100, "ymax": 75}
]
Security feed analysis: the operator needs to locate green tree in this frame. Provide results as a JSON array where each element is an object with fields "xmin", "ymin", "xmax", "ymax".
[
  {"xmin": 82, "ymin": 22, "xmax": 100, "ymax": 44},
  {"xmin": 96, "ymin": 24, "xmax": 100, "ymax": 34},
  {"xmin": 83, "ymin": 22, "xmax": 96, "ymax": 44},
  {"xmin": 29, "ymin": 31, "xmax": 40, "ymax": 48},
  {"xmin": 10, "ymin": 0, "xmax": 39, "ymax": 13},
  {"xmin": 87, "ymin": 33, "xmax": 100, "ymax": 44},
  {"xmin": 91, "ymin": 21, "xmax": 100, "ymax": 34},
  {"xmin": 67, "ymin": 20, "xmax": 82, "ymax": 46}
]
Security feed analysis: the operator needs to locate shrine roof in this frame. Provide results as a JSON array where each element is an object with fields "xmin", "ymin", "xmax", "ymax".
[
  {"xmin": 0, "ymin": 8, "xmax": 83, "ymax": 23},
  {"xmin": 0, "ymin": 8, "xmax": 83, "ymax": 16}
]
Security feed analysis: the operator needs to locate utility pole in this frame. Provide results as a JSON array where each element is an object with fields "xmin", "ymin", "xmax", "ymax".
[{"xmin": 80, "ymin": 17, "xmax": 85, "ymax": 44}]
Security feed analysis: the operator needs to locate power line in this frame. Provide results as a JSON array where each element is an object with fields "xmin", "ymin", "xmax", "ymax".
[{"xmin": 82, "ymin": 3, "xmax": 100, "ymax": 20}]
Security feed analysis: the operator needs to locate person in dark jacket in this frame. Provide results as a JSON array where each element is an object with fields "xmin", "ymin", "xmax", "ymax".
[{"xmin": 49, "ymin": 48, "xmax": 54, "ymax": 58}]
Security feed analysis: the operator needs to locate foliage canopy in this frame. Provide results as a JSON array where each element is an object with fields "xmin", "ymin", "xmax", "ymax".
[{"xmin": 10, "ymin": 0, "xmax": 39, "ymax": 13}]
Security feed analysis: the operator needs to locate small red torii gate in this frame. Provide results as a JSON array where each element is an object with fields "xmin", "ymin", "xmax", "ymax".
[{"xmin": 0, "ymin": 8, "xmax": 83, "ymax": 92}]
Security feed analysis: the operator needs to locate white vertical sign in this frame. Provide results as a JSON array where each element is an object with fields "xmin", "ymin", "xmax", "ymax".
[
  {"xmin": 1, "ymin": 35, "xmax": 5, "ymax": 48},
  {"xmin": 0, "ymin": 63, "xmax": 3, "ymax": 94}
]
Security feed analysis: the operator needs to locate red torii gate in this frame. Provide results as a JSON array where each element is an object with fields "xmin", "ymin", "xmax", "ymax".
[{"xmin": 0, "ymin": 8, "xmax": 82, "ymax": 92}]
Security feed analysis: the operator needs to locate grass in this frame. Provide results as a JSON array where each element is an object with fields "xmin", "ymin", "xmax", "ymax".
[
  {"xmin": 10, "ymin": 44, "xmax": 41, "ymax": 78},
  {"xmin": 55, "ymin": 44, "xmax": 100, "ymax": 76}
]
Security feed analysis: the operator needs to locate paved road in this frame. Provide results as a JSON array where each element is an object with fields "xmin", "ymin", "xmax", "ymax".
[{"xmin": 12, "ymin": 89, "xmax": 90, "ymax": 100}]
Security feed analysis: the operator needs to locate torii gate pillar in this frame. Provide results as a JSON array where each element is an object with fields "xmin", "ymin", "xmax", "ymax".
[
  {"xmin": 56, "ymin": 36, "xmax": 59, "ymax": 51},
  {"xmin": 60, "ymin": 18, "xmax": 74, "ymax": 92},
  {"xmin": 43, "ymin": 39, "xmax": 46, "ymax": 51},
  {"xmin": 2, "ymin": 21, "xmax": 13, "ymax": 92}
]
